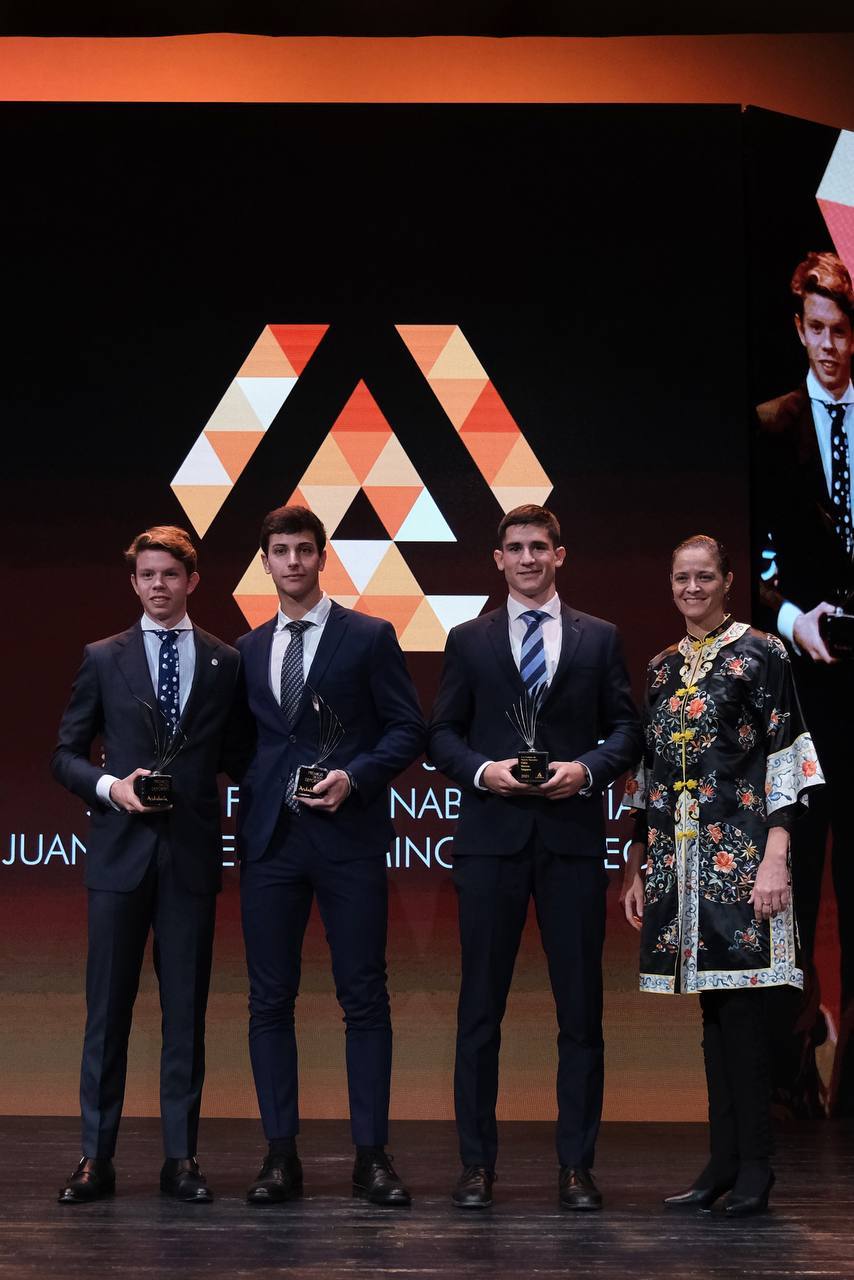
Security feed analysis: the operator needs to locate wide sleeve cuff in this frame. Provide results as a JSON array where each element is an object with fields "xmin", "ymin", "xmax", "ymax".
[{"xmin": 765, "ymin": 731, "xmax": 825, "ymax": 817}]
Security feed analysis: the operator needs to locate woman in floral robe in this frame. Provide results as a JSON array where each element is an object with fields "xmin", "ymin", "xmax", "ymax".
[{"xmin": 621, "ymin": 535, "xmax": 823, "ymax": 1216}]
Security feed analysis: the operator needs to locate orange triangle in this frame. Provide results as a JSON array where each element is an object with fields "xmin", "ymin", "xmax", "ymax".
[
  {"xmin": 363, "ymin": 542, "xmax": 422, "ymax": 595},
  {"xmin": 364, "ymin": 486, "xmax": 422, "ymax": 537},
  {"xmin": 301, "ymin": 435, "xmax": 359, "ymax": 486},
  {"xmin": 354, "ymin": 594, "xmax": 421, "ymax": 638},
  {"xmin": 332, "ymin": 431, "xmax": 391, "ymax": 482},
  {"xmin": 268, "ymin": 324, "xmax": 328, "ymax": 375},
  {"xmin": 428, "ymin": 377, "xmax": 488, "ymax": 430},
  {"xmin": 321, "ymin": 542, "xmax": 360, "ymax": 595},
  {"xmin": 395, "ymin": 324, "xmax": 457, "ymax": 377},
  {"xmin": 238, "ymin": 326, "xmax": 296, "ymax": 378},
  {"xmin": 171, "ymin": 484, "xmax": 232, "ymax": 538},
  {"xmin": 399, "ymin": 597, "xmax": 449, "ymax": 652},
  {"xmin": 459, "ymin": 382, "xmax": 520, "ymax": 433},
  {"xmin": 234, "ymin": 594, "xmax": 279, "ymax": 629},
  {"xmin": 205, "ymin": 430, "xmax": 265, "ymax": 483},
  {"xmin": 491, "ymin": 436, "xmax": 552, "ymax": 488},
  {"xmin": 333, "ymin": 381, "xmax": 391, "ymax": 432},
  {"xmin": 460, "ymin": 432, "xmax": 518, "ymax": 484}
]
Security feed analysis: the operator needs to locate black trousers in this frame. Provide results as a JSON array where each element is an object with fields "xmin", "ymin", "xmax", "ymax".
[
  {"xmin": 81, "ymin": 845, "xmax": 216, "ymax": 1160},
  {"xmin": 699, "ymin": 989, "xmax": 773, "ymax": 1175},
  {"xmin": 240, "ymin": 816, "xmax": 392, "ymax": 1146},
  {"xmin": 453, "ymin": 842, "xmax": 607, "ymax": 1171}
]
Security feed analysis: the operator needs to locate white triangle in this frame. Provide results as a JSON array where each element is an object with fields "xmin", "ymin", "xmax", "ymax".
[
  {"xmin": 171, "ymin": 432, "xmax": 231, "ymax": 486},
  {"xmin": 426, "ymin": 594, "xmax": 490, "ymax": 633},
  {"xmin": 817, "ymin": 130, "xmax": 854, "ymax": 204},
  {"xmin": 331, "ymin": 540, "xmax": 391, "ymax": 593},
  {"xmin": 395, "ymin": 488, "xmax": 456, "ymax": 543},
  {"xmin": 235, "ymin": 377, "xmax": 298, "ymax": 428}
]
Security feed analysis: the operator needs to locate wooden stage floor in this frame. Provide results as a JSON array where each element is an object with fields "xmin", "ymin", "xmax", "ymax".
[{"xmin": 2, "ymin": 1118, "xmax": 853, "ymax": 1279}]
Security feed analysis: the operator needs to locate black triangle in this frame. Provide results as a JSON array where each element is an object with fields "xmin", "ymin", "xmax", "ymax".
[{"xmin": 333, "ymin": 488, "xmax": 389, "ymax": 540}]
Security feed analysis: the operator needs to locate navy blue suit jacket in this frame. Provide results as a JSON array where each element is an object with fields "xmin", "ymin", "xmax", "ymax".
[
  {"xmin": 236, "ymin": 602, "xmax": 426, "ymax": 862},
  {"xmin": 51, "ymin": 623, "xmax": 243, "ymax": 894},
  {"xmin": 428, "ymin": 602, "xmax": 641, "ymax": 858}
]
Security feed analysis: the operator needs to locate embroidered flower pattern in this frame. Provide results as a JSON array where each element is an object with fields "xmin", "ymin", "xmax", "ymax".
[
  {"xmin": 730, "ymin": 924, "xmax": 763, "ymax": 954},
  {"xmin": 699, "ymin": 823, "xmax": 760, "ymax": 904},
  {"xmin": 644, "ymin": 828, "xmax": 676, "ymax": 904},
  {"xmin": 722, "ymin": 652, "xmax": 752, "ymax": 680},
  {"xmin": 766, "ymin": 707, "xmax": 790, "ymax": 736},
  {"xmin": 735, "ymin": 778, "xmax": 765, "ymax": 816},
  {"xmin": 697, "ymin": 771, "xmax": 718, "ymax": 803},
  {"xmin": 654, "ymin": 918, "xmax": 680, "ymax": 954}
]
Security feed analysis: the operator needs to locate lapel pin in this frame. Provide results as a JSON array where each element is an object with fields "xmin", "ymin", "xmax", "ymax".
[{"xmin": 211, "ymin": 658, "xmax": 219, "ymax": 666}]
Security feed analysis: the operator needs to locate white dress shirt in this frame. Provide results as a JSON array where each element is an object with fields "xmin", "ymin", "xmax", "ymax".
[
  {"xmin": 776, "ymin": 371, "xmax": 854, "ymax": 645},
  {"xmin": 97, "ymin": 613, "xmax": 196, "ymax": 808},
  {"xmin": 269, "ymin": 592, "xmax": 332, "ymax": 702}
]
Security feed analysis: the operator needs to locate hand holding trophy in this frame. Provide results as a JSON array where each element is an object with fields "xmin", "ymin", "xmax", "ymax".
[
  {"xmin": 295, "ymin": 689, "xmax": 346, "ymax": 799},
  {"xmin": 506, "ymin": 684, "xmax": 549, "ymax": 785},
  {"xmin": 132, "ymin": 698, "xmax": 188, "ymax": 808}
]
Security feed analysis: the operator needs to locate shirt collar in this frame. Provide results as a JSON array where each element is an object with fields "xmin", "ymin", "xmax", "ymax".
[
  {"xmin": 276, "ymin": 591, "xmax": 332, "ymax": 632},
  {"xmin": 807, "ymin": 369, "xmax": 854, "ymax": 408},
  {"xmin": 506, "ymin": 592, "xmax": 561, "ymax": 622},
  {"xmin": 141, "ymin": 613, "xmax": 192, "ymax": 632}
]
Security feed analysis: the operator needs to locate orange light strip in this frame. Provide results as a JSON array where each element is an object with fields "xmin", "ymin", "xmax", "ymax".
[{"xmin": 1, "ymin": 34, "xmax": 854, "ymax": 128}]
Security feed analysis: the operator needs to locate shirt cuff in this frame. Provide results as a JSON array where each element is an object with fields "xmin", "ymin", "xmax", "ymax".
[
  {"xmin": 96, "ymin": 773, "xmax": 121, "ymax": 810},
  {"xmin": 474, "ymin": 761, "xmax": 493, "ymax": 790},
  {"xmin": 777, "ymin": 601, "xmax": 803, "ymax": 652},
  {"xmin": 575, "ymin": 762, "xmax": 594, "ymax": 796}
]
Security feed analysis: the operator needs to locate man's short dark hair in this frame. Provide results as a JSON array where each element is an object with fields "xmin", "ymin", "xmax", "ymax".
[
  {"xmin": 791, "ymin": 251, "xmax": 854, "ymax": 325},
  {"xmin": 124, "ymin": 526, "xmax": 197, "ymax": 575},
  {"xmin": 260, "ymin": 505, "xmax": 327, "ymax": 555},
  {"xmin": 496, "ymin": 504, "xmax": 562, "ymax": 549}
]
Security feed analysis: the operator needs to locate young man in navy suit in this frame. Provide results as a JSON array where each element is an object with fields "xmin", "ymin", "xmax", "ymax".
[
  {"xmin": 237, "ymin": 505, "xmax": 425, "ymax": 1206},
  {"xmin": 429, "ymin": 505, "xmax": 641, "ymax": 1211},
  {"xmin": 52, "ymin": 526, "xmax": 243, "ymax": 1204}
]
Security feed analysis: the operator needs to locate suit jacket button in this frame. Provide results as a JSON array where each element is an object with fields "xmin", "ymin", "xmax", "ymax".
[{"xmin": 289, "ymin": 734, "xmax": 296, "ymax": 743}]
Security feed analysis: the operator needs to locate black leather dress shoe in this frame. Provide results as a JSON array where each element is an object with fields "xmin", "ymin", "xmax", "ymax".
[
  {"xmin": 559, "ymin": 1167, "xmax": 602, "ymax": 1211},
  {"xmin": 664, "ymin": 1179, "xmax": 735, "ymax": 1209},
  {"xmin": 58, "ymin": 1157, "xmax": 116, "ymax": 1204},
  {"xmin": 352, "ymin": 1150, "xmax": 411, "ymax": 1206},
  {"xmin": 160, "ymin": 1157, "xmax": 213, "ymax": 1203},
  {"xmin": 246, "ymin": 1152, "xmax": 303, "ymax": 1204},
  {"xmin": 723, "ymin": 1171, "xmax": 775, "ymax": 1218},
  {"xmin": 452, "ymin": 1166, "xmax": 495, "ymax": 1209}
]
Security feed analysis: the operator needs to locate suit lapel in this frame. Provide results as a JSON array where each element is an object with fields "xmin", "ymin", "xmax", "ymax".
[
  {"xmin": 487, "ymin": 608, "xmax": 525, "ymax": 696},
  {"xmin": 114, "ymin": 623, "xmax": 157, "ymax": 707},
  {"xmin": 302, "ymin": 603, "xmax": 350, "ymax": 707},
  {"xmin": 793, "ymin": 386, "xmax": 831, "ymax": 507},
  {"xmin": 179, "ymin": 627, "xmax": 219, "ymax": 734},
  {"xmin": 541, "ymin": 603, "xmax": 582, "ymax": 707}
]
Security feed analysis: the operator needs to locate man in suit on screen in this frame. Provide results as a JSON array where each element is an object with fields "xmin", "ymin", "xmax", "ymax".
[
  {"xmin": 753, "ymin": 251, "xmax": 854, "ymax": 1115},
  {"xmin": 428, "ymin": 504, "xmax": 641, "ymax": 1210},
  {"xmin": 236, "ymin": 505, "xmax": 425, "ymax": 1206},
  {"xmin": 52, "ymin": 526, "xmax": 244, "ymax": 1203}
]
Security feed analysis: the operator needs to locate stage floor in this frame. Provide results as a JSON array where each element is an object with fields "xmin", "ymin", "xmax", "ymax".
[{"xmin": 3, "ymin": 1118, "xmax": 853, "ymax": 1279}]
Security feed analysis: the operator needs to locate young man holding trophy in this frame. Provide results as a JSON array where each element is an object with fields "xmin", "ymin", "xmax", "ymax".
[
  {"xmin": 428, "ymin": 505, "xmax": 640, "ymax": 1211},
  {"xmin": 51, "ymin": 526, "xmax": 244, "ymax": 1204},
  {"xmin": 236, "ymin": 505, "xmax": 425, "ymax": 1207}
]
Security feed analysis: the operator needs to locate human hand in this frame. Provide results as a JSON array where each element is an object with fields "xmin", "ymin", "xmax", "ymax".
[
  {"xmin": 793, "ymin": 602, "xmax": 837, "ymax": 664},
  {"xmin": 109, "ymin": 768, "xmax": 167, "ymax": 814},
  {"xmin": 538, "ymin": 761, "xmax": 587, "ymax": 800},
  {"xmin": 749, "ymin": 848, "xmax": 791, "ymax": 921},
  {"xmin": 620, "ymin": 873, "xmax": 645, "ymax": 931},
  {"xmin": 298, "ymin": 768, "xmax": 351, "ymax": 814},
  {"xmin": 482, "ymin": 759, "xmax": 540, "ymax": 796}
]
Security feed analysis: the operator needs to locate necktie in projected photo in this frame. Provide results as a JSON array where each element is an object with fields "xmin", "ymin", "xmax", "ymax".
[
  {"xmin": 156, "ymin": 630, "xmax": 180, "ymax": 729},
  {"xmin": 519, "ymin": 610, "xmax": 549, "ymax": 695},
  {"xmin": 827, "ymin": 402, "xmax": 853, "ymax": 554},
  {"xmin": 280, "ymin": 620, "xmax": 312, "ymax": 811}
]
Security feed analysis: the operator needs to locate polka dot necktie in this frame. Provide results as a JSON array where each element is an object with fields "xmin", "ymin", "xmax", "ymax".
[
  {"xmin": 826, "ymin": 402, "xmax": 853, "ymax": 555},
  {"xmin": 155, "ymin": 630, "xmax": 181, "ymax": 730},
  {"xmin": 519, "ymin": 609, "xmax": 549, "ymax": 695},
  {"xmin": 280, "ymin": 620, "xmax": 312, "ymax": 811}
]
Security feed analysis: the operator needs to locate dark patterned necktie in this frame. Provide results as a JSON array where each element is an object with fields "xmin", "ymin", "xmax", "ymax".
[
  {"xmin": 826, "ymin": 401, "xmax": 853, "ymax": 555},
  {"xmin": 280, "ymin": 620, "xmax": 312, "ymax": 811},
  {"xmin": 519, "ymin": 609, "xmax": 549, "ymax": 695},
  {"xmin": 155, "ymin": 630, "xmax": 180, "ymax": 729}
]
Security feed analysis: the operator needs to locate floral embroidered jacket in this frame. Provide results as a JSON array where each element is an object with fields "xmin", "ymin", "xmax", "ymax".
[{"xmin": 624, "ymin": 619, "xmax": 824, "ymax": 994}]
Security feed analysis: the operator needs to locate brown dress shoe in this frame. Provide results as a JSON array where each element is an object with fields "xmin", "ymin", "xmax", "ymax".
[{"xmin": 58, "ymin": 1157, "xmax": 116, "ymax": 1204}]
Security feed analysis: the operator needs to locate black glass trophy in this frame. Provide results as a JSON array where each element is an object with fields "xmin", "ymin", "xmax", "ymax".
[
  {"xmin": 133, "ymin": 699, "xmax": 187, "ymax": 808},
  {"xmin": 294, "ymin": 690, "xmax": 346, "ymax": 798},
  {"xmin": 817, "ymin": 515, "xmax": 854, "ymax": 658},
  {"xmin": 506, "ymin": 685, "xmax": 549, "ymax": 785}
]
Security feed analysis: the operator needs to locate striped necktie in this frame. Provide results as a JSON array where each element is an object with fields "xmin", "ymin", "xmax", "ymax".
[
  {"xmin": 519, "ymin": 609, "xmax": 549, "ymax": 695},
  {"xmin": 280, "ymin": 619, "xmax": 312, "ymax": 812}
]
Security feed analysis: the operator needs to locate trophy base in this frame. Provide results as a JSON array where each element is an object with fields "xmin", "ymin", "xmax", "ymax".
[
  {"xmin": 133, "ymin": 772, "xmax": 173, "ymax": 807},
  {"xmin": 294, "ymin": 764, "xmax": 329, "ymax": 798},
  {"xmin": 513, "ymin": 751, "xmax": 550, "ymax": 786},
  {"xmin": 819, "ymin": 610, "xmax": 854, "ymax": 659}
]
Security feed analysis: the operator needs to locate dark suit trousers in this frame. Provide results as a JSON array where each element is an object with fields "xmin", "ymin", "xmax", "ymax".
[
  {"xmin": 81, "ymin": 842, "xmax": 216, "ymax": 1159},
  {"xmin": 699, "ymin": 989, "xmax": 773, "ymax": 1173},
  {"xmin": 240, "ymin": 816, "xmax": 392, "ymax": 1146},
  {"xmin": 453, "ymin": 841, "xmax": 607, "ymax": 1171}
]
